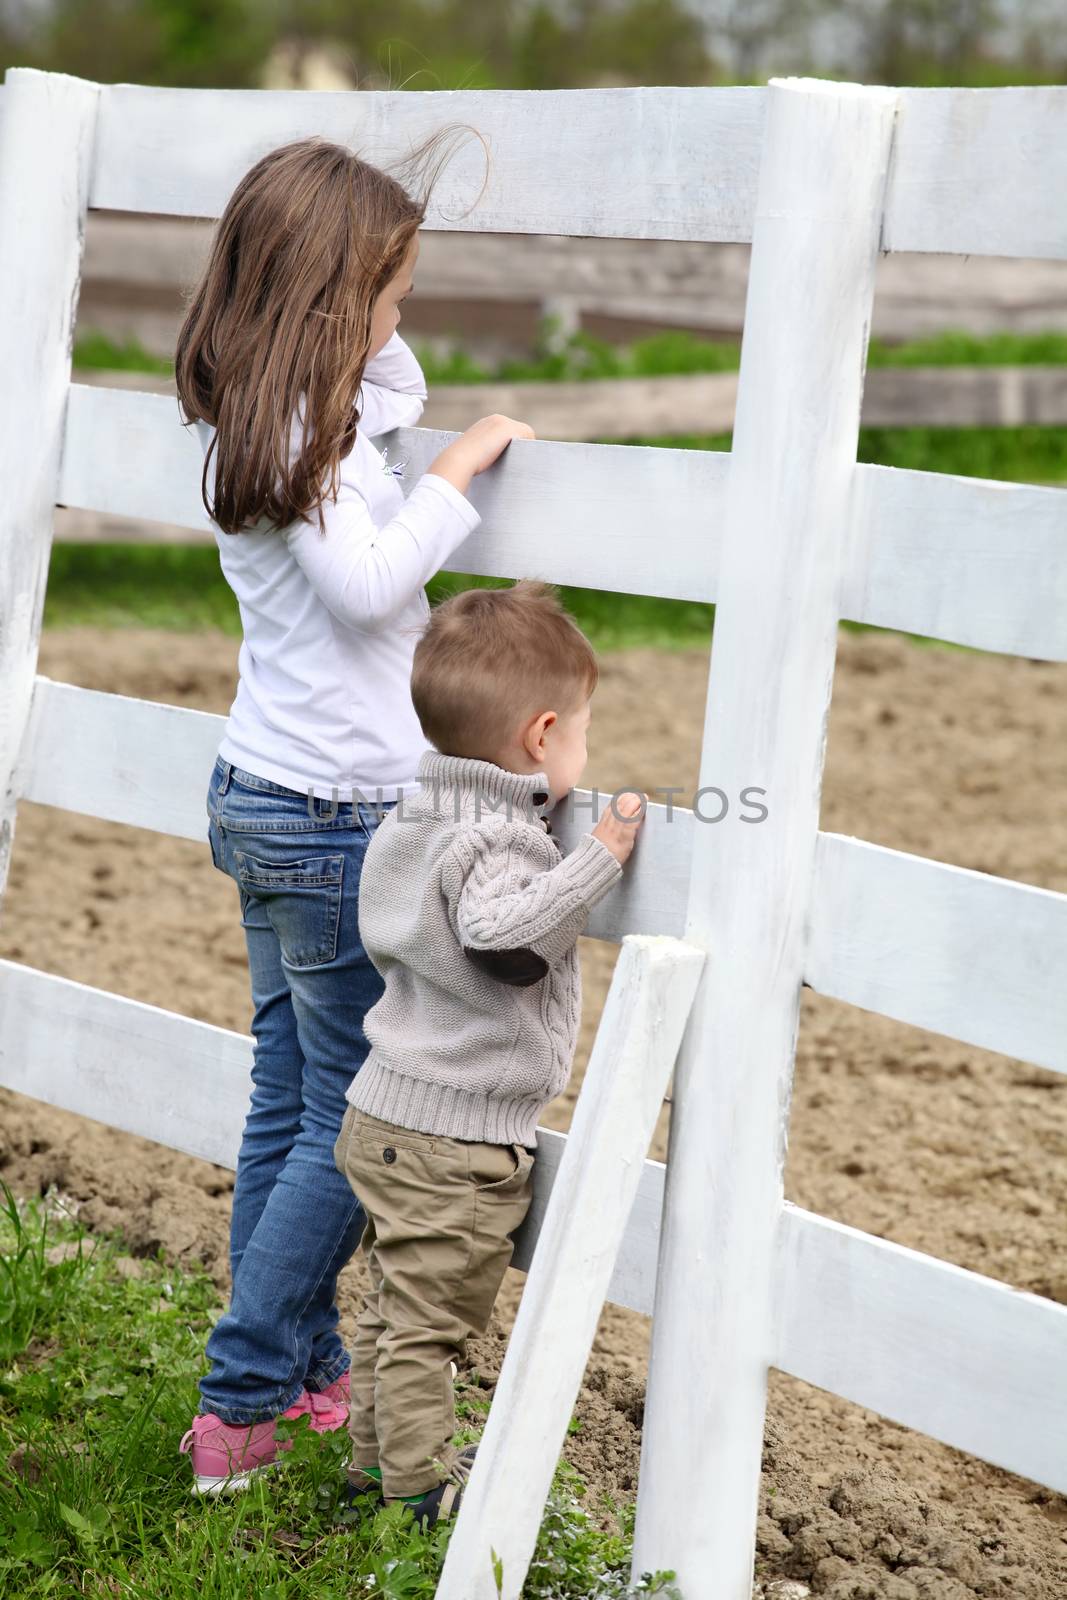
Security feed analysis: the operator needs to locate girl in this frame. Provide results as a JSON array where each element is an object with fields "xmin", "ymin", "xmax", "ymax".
[{"xmin": 173, "ymin": 133, "xmax": 534, "ymax": 1496}]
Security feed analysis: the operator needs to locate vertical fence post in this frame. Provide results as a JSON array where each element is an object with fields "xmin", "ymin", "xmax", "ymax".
[
  {"xmin": 632, "ymin": 79, "xmax": 898, "ymax": 1596},
  {"xmin": 0, "ymin": 68, "xmax": 99, "ymax": 899}
]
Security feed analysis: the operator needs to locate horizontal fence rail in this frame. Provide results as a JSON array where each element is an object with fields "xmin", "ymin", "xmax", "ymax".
[
  {"xmin": 5, "ymin": 74, "xmax": 1067, "ymax": 256},
  {"xmin": 59, "ymin": 384, "xmax": 730, "ymax": 603},
  {"xmin": 95, "ymin": 83, "xmax": 767, "ymax": 238},
  {"xmin": 57, "ymin": 386, "xmax": 1067, "ymax": 661},
  {"xmin": 17, "ymin": 679, "xmax": 1067, "ymax": 1077},
  {"xmin": 773, "ymin": 1207, "xmax": 1067, "ymax": 1493},
  {"xmin": 23, "ymin": 76, "xmax": 1060, "ymax": 259},
  {"xmin": 807, "ymin": 832, "xmax": 1067, "ymax": 1076},
  {"xmin": 0, "ymin": 953, "xmax": 1063, "ymax": 1496},
  {"xmin": 8, "ymin": 74, "xmax": 1067, "ymax": 257}
]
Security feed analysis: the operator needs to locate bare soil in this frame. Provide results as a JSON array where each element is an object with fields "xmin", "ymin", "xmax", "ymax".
[{"xmin": 1, "ymin": 623, "xmax": 1065, "ymax": 1598}]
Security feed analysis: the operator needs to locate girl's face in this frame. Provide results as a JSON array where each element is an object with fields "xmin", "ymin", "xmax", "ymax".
[{"xmin": 367, "ymin": 233, "xmax": 419, "ymax": 360}]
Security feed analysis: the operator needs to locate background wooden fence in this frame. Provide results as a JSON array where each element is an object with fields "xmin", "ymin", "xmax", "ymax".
[{"xmin": 71, "ymin": 209, "xmax": 1067, "ymax": 352}]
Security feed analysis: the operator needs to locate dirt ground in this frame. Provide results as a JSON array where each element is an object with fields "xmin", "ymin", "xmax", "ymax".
[{"xmin": 1, "ymin": 623, "xmax": 1065, "ymax": 1599}]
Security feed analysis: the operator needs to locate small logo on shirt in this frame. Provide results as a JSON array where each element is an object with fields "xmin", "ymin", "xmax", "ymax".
[{"xmin": 380, "ymin": 445, "xmax": 407, "ymax": 481}]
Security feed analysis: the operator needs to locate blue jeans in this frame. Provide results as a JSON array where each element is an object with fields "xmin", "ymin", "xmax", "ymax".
[{"xmin": 198, "ymin": 754, "xmax": 396, "ymax": 1424}]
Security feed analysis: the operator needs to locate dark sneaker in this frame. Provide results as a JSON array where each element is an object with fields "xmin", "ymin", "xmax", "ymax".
[
  {"xmin": 334, "ymin": 1467, "xmax": 384, "ymax": 1526},
  {"xmin": 393, "ymin": 1445, "xmax": 477, "ymax": 1530}
]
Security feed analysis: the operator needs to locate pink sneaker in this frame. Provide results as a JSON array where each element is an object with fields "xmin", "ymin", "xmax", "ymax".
[
  {"xmin": 304, "ymin": 1368, "xmax": 350, "ymax": 1430},
  {"xmin": 180, "ymin": 1389, "xmax": 329, "ymax": 1496}
]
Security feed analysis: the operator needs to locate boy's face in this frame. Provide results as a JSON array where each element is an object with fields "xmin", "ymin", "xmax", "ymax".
[{"xmin": 533, "ymin": 695, "xmax": 592, "ymax": 807}]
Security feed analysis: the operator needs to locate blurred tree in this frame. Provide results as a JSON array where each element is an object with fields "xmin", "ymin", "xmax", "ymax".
[
  {"xmin": 572, "ymin": 0, "xmax": 719, "ymax": 85},
  {"xmin": 690, "ymin": 0, "xmax": 829, "ymax": 81},
  {"xmin": 1, "ymin": 0, "xmax": 284, "ymax": 85},
  {"xmin": 284, "ymin": 0, "xmax": 518, "ymax": 88},
  {"xmin": 2, "ymin": 0, "xmax": 1051, "ymax": 91},
  {"xmin": 841, "ymin": 0, "xmax": 1004, "ymax": 83},
  {"xmin": 512, "ymin": 3, "xmax": 573, "ymax": 87},
  {"xmin": 289, "ymin": 0, "xmax": 718, "ymax": 90},
  {"xmin": 1001, "ymin": 0, "xmax": 1067, "ymax": 80}
]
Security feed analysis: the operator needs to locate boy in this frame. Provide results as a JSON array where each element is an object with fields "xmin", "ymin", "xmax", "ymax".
[{"xmin": 333, "ymin": 577, "xmax": 644, "ymax": 1527}]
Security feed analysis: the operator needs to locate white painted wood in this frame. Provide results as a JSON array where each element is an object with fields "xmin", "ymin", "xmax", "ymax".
[
  {"xmin": 509, "ymin": 1128, "xmax": 665, "ymax": 1317},
  {"xmin": 808, "ymin": 832, "xmax": 1067, "ymax": 1077},
  {"xmin": 58, "ymin": 384, "xmax": 1067, "ymax": 661},
  {"xmin": 0, "ymin": 69, "xmax": 99, "ymax": 901},
  {"xmin": 0, "ymin": 959, "xmax": 256, "ymax": 1170},
  {"xmin": 17, "ymin": 678, "xmax": 224, "ymax": 844},
  {"xmin": 846, "ymin": 464, "xmax": 1067, "ymax": 661},
  {"xmin": 5, "ymin": 69, "xmax": 1052, "ymax": 258},
  {"xmin": 58, "ymin": 383, "xmax": 729, "ymax": 605},
  {"xmin": 17, "ymin": 681, "xmax": 1067, "ymax": 1075},
  {"xmin": 3, "ymin": 959, "xmax": 1063, "ymax": 1499},
  {"xmin": 633, "ymin": 80, "xmax": 899, "ymax": 1597},
  {"xmin": 775, "ymin": 1206, "xmax": 1067, "ymax": 1495},
  {"xmin": 59, "ymin": 385, "xmax": 217, "ymax": 533},
  {"xmin": 0, "ymin": 953, "xmax": 666, "ymax": 1312},
  {"xmin": 88, "ymin": 77, "xmax": 766, "ymax": 238},
  {"xmin": 437, "ymin": 935, "xmax": 704, "ymax": 1600},
  {"xmin": 885, "ymin": 86, "xmax": 1067, "ymax": 259}
]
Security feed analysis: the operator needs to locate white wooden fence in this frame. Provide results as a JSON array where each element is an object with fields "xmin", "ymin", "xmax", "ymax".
[{"xmin": 1, "ymin": 66, "xmax": 1066, "ymax": 1600}]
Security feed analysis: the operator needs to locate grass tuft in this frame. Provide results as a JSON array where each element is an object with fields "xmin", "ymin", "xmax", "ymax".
[
  {"xmin": 0, "ymin": 1182, "xmax": 678, "ymax": 1598},
  {"xmin": 74, "ymin": 323, "xmax": 1067, "ymax": 385}
]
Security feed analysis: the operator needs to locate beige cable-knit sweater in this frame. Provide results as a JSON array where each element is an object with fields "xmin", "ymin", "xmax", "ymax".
[{"xmin": 346, "ymin": 748, "xmax": 624, "ymax": 1145}]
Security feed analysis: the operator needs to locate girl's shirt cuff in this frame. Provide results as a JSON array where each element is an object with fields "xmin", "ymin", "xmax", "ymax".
[{"xmin": 416, "ymin": 471, "xmax": 482, "ymax": 531}]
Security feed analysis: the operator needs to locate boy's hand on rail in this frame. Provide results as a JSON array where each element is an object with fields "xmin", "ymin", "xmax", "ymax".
[{"xmin": 591, "ymin": 791, "xmax": 646, "ymax": 866}]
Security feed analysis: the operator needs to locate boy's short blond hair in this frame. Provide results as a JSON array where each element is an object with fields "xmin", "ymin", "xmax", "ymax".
[{"xmin": 411, "ymin": 579, "xmax": 598, "ymax": 758}]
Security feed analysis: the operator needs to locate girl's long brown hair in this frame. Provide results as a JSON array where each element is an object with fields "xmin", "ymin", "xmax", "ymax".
[{"xmin": 175, "ymin": 126, "xmax": 485, "ymax": 536}]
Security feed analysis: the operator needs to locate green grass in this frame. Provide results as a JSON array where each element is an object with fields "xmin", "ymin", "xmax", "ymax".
[
  {"xmin": 39, "ymin": 545, "xmax": 976, "ymax": 655},
  {"xmin": 0, "ymin": 1183, "xmax": 678, "ymax": 1599},
  {"xmin": 73, "ymin": 330, "xmax": 177, "ymax": 378},
  {"xmin": 625, "ymin": 422, "xmax": 1067, "ymax": 485},
  {"xmin": 74, "ymin": 323, "xmax": 1067, "ymax": 386},
  {"xmin": 42, "ymin": 542, "xmax": 718, "ymax": 650}
]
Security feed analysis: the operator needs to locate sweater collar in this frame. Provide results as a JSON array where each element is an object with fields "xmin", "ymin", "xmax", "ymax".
[{"xmin": 417, "ymin": 749, "xmax": 553, "ymax": 825}]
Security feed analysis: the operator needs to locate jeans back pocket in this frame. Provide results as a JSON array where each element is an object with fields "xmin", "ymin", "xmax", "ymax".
[{"xmin": 233, "ymin": 849, "xmax": 344, "ymax": 969}]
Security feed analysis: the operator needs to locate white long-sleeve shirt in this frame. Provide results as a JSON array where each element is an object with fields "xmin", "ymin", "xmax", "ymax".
[{"xmin": 194, "ymin": 332, "xmax": 482, "ymax": 802}]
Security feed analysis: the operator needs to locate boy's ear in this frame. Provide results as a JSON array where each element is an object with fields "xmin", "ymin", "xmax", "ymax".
[{"xmin": 463, "ymin": 944, "xmax": 548, "ymax": 987}]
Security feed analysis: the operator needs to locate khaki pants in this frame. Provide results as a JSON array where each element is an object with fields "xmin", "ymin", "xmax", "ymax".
[{"xmin": 333, "ymin": 1104, "xmax": 535, "ymax": 1498}]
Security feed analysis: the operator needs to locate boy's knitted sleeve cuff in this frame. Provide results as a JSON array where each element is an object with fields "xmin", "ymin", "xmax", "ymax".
[
  {"xmin": 522, "ymin": 832, "xmax": 623, "ymax": 968},
  {"xmin": 556, "ymin": 831, "xmax": 624, "ymax": 906},
  {"xmin": 444, "ymin": 821, "xmax": 625, "ymax": 975}
]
